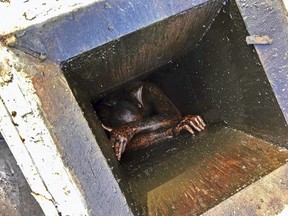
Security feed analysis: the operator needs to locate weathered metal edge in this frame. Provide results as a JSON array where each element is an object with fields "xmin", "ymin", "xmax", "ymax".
[
  {"xmin": 0, "ymin": 45, "xmax": 89, "ymax": 215},
  {"xmin": 0, "ymin": 44, "xmax": 134, "ymax": 215}
]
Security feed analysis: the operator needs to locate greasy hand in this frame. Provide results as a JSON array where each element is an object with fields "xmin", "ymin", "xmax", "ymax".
[
  {"xmin": 174, "ymin": 115, "xmax": 206, "ymax": 136},
  {"xmin": 110, "ymin": 126, "xmax": 137, "ymax": 160}
]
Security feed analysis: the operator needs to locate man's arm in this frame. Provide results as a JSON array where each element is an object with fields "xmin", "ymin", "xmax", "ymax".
[
  {"xmin": 110, "ymin": 113, "xmax": 179, "ymax": 160},
  {"xmin": 112, "ymin": 82, "xmax": 205, "ymax": 160}
]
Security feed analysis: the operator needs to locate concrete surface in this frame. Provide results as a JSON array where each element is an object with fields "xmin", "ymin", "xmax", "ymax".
[
  {"xmin": 0, "ymin": 137, "xmax": 44, "ymax": 216},
  {"xmin": 0, "ymin": 0, "xmax": 98, "ymax": 35}
]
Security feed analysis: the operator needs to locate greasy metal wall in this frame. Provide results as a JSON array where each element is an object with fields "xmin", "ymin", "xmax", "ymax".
[
  {"xmin": 149, "ymin": 1, "xmax": 288, "ymax": 146},
  {"xmin": 62, "ymin": 0, "xmax": 223, "ymax": 99}
]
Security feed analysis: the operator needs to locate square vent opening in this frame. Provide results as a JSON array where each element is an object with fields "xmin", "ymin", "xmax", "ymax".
[{"xmin": 62, "ymin": 1, "xmax": 288, "ymax": 215}]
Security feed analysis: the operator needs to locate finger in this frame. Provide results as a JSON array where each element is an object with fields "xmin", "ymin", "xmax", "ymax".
[
  {"xmin": 183, "ymin": 124, "xmax": 195, "ymax": 135},
  {"xmin": 193, "ymin": 116, "xmax": 204, "ymax": 130},
  {"xmin": 190, "ymin": 121, "xmax": 201, "ymax": 132},
  {"xmin": 194, "ymin": 117, "xmax": 205, "ymax": 130},
  {"xmin": 118, "ymin": 142, "xmax": 123, "ymax": 159},
  {"xmin": 116, "ymin": 143, "xmax": 124, "ymax": 161},
  {"xmin": 121, "ymin": 142, "xmax": 127, "ymax": 155},
  {"xmin": 197, "ymin": 116, "xmax": 206, "ymax": 127},
  {"xmin": 117, "ymin": 152, "xmax": 121, "ymax": 161}
]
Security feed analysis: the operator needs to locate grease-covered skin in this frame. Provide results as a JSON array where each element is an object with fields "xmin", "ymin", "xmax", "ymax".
[{"xmin": 94, "ymin": 82, "xmax": 206, "ymax": 160}]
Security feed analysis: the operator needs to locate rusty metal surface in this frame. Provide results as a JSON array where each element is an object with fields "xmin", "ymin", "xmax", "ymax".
[{"xmin": 121, "ymin": 126, "xmax": 288, "ymax": 215}]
